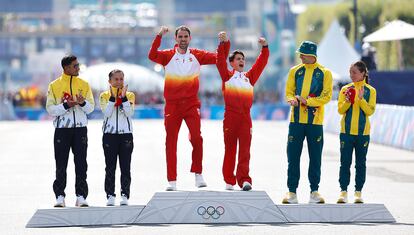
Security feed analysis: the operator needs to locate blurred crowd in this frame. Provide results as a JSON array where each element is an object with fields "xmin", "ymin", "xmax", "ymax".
[{"xmin": 6, "ymin": 87, "xmax": 280, "ymax": 108}]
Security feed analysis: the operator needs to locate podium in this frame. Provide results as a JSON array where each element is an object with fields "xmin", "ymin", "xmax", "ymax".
[{"xmin": 27, "ymin": 191, "xmax": 395, "ymax": 227}]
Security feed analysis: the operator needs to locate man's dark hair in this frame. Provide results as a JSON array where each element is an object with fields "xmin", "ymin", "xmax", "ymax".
[
  {"xmin": 61, "ymin": 54, "xmax": 77, "ymax": 68},
  {"xmin": 229, "ymin": 50, "xmax": 245, "ymax": 62},
  {"xmin": 108, "ymin": 69, "xmax": 124, "ymax": 79},
  {"xmin": 175, "ymin": 25, "xmax": 191, "ymax": 37}
]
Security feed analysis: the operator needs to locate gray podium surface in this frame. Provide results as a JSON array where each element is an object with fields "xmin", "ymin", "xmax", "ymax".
[
  {"xmin": 133, "ymin": 191, "xmax": 288, "ymax": 224},
  {"xmin": 27, "ymin": 191, "xmax": 395, "ymax": 227},
  {"xmin": 278, "ymin": 204, "xmax": 396, "ymax": 223},
  {"xmin": 26, "ymin": 205, "xmax": 145, "ymax": 228}
]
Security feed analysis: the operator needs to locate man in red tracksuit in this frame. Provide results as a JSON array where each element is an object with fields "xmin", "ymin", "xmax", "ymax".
[
  {"xmin": 148, "ymin": 25, "xmax": 218, "ymax": 191},
  {"xmin": 216, "ymin": 31, "xmax": 269, "ymax": 191}
]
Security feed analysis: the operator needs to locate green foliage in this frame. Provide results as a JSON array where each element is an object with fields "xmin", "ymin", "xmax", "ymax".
[{"xmin": 296, "ymin": 0, "xmax": 414, "ymax": 70}]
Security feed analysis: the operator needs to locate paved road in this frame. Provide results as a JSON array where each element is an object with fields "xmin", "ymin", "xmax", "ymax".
[{"xmin": 1, "ymin": 120, "xmax": 413, "ymax": 234}]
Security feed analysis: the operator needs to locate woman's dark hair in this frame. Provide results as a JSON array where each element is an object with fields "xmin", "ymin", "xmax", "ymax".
[
  {"xmin": 108, "ymin": 69, "xmax": 124, "ymax": 79},
  {"xmin": 229, "ymin": 50, "xmax": 245, "ymax": 62},
  {"xmin": 61, "ymin": 54, "xmax": 77, "ymax": 68},
  {"xmin": 352, "ymin": 60, "xmax": 369, "ymax": 84}
]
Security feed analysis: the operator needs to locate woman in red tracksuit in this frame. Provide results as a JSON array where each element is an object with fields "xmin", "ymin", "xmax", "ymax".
[{"xmin": 216, "ymin": 31, "xmax": 269, "ymax": 191}]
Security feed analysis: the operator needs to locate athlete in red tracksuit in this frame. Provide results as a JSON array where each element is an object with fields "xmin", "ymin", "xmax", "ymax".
[
  {"xmin": 148, "ymin": 25, "xmax": 218, "ymax": 191},
  {"xmin": 216, "ymin": 32, "xmax": 269, "ymax": 191}
]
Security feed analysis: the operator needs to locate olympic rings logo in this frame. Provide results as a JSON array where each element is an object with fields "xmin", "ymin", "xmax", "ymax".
[{"xmin": 197, "ymin": 206, "xmax": 225, "ymax": 220}]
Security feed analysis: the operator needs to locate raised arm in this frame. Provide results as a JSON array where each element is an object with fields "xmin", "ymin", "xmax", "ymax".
[
  {"xmin": 246, "ymin": 37, "xmax": 269, "ymax": 85},
  {"xmin": 216, "ymin": 31, "xmax": 231, "ymax": 82},
  {"xmin": 148, "ymin": 26, "xmax": 172, "ymax": 66}
]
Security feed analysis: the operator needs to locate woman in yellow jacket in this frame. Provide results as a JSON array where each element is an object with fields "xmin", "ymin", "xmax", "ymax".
[
  {"xmin": 337, "ymin": 61, "xmax": 376, "ymax": 204},
  {"xmin": 99, "ymin": 69, "xmax": 135, "ymax": 206}
]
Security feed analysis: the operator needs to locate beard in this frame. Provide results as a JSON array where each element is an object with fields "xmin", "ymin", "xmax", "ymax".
[{"xmin": 179, "ymin": 43, "xmax": 188, "ymax": 51}]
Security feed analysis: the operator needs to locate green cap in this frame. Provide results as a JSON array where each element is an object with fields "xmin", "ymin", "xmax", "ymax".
[{"xmin": 296, "ymin": 41, "xmax": 317, "ymax": 57}]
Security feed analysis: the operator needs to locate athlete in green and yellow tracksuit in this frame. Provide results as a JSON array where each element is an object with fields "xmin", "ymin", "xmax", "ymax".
[
  {"xmin": 283, "ymin": 41, "xmax": 333, "ymax": 204},
  {"xmin": 337, "ymin": 61, "xmax": 376, "ymax": 204}
]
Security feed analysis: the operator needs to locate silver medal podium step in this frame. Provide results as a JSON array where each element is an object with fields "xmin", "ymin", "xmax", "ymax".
[{"xmin": 26, "ymin": 191, "xmax": 395, "ymax": 227}]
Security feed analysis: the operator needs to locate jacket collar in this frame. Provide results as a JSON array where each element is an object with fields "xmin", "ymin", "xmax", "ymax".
[
  {"xmin": 353, "ymin": 79, "xmax": 366, "ymax": 88},
  {"xmin": 303, "ymin": 62, "xmax": 319, "ymax": 69},
  {"xmin": 61, "ymin": 73, "xmax": 76, "ymax": 81}
]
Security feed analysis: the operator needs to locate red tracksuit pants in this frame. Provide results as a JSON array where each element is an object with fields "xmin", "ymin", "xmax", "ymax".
[
  {"xmin": 164, "ymin": 99, "xmax": 203, "ymax": 181},
  {"xmin": 222, "ymin": 111, "xmax": 252, "ymax": 188}
]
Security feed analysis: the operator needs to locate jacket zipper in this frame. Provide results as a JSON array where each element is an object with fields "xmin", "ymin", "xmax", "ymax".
[
  {"xmin": 116, "ymin": 88, "xmax": 119, "ymax": 134},
  {"xmin": 127, "ymin": 117, "xmax": 131, "ymax": 131},
  {"xmin": 103, "ymin": 117, "xmax": 108, "ymax": 132},
  {"xmin": 56, "ymin": 116, "xmax": 61, "ymax": 128},
  {"xmin": 70, "ymin": 76, "xmax": 76, "ymax": 127}
]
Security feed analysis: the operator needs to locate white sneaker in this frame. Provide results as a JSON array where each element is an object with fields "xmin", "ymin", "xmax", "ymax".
[
  {"xmin": 225, "ymin": 184, "xmax": 234, "ymax": 190},
  {"xmin": 54, "ymin": 195, "xmax": 65, "ymax": 207},
  {"xmin": 106, "ymin": 195, "xmax": 115, "ymax": 206},
  {"xmin": 166, "ymin": 181, "xmax": 177, "ymax": 191},
  {"xmin": 195, "ymin": 174, "xmax": 207, "ymax": 188},
  {"xmin": 242, "ymin": 182, "xmax": 252, "ymax": 191},
  {"xmin": 75, "ymin": 195, "xmax": 89, "ymax": 207},
  {"xmin": 309, "ymin": 191, "xmax": 325, "ymax": 204},
  {"xmin": 120, "ymin": 195, "xmax": 129, "ymax": 206},
  {"xmin": 282, "ymin": 192, "xmax": 298, "ymax": 204}
]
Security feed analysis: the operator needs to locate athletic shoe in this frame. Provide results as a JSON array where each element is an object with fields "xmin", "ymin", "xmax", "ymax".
[
  {"xmin": 54, "ymin": 195, "xmax": 65, "ymax": 207},
  {"xmin": 166, "ymin": 181, "xmax": 177, "ymax": 191},
  {"xmin": 282, "ymin": 192, "xmax": 298, "ymax": 204},
  {"xmin": 242, "ymin": 182, "xmax": 252, "ymax": 191},
  {"xmin": 120, "ymin": 194, "xmax": 129, "ymax": 206},
  {"xmin": 75, "ymin": 195, "xmax": 89, "ymax": 207},
  {"xmin": 195, "ymin": 174, "xmax": 207, "ymax": 188},
  {"xmin": 354, "ymin": 191, "xmax": 364, "ymax": 203},
  {"xmin": 106, "ymin": 195, "xmax": 115, "ymax": 206},
  {"xmin": 309, "ymin": 191, "xmax": 325, "ymax": 204},
  {"xmin": 225, "ymin": 184, "xmax": 234, "ymax": 190},
  {"xmin": 337, "ymin": 191, "xmax": 348, "ymax": 204}
]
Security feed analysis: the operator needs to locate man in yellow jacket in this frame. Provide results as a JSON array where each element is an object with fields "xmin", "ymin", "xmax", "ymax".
[
  {"xmin": 46, "ymin": 55, "xmax": 94, "ymax": 207},
  {"xmin": 282, "ymin": 41, "xmax": 333, "ymax": 204}
]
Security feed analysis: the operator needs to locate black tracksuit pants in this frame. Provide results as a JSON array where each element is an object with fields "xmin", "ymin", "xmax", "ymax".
[
  {"xmin": 103, "ymin": 133, "xmax": 133, "ymax": 198},
  {"xmin": 53, "ymin": 127, "xmax": 88, "ymax": 198}
]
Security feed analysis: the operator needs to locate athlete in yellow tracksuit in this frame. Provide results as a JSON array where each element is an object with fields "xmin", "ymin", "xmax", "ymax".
[
  {"xmin": 283, "ymin": 41, "xmax": 333, "ymax": 204},
  {"xmin": 46, "ymin": 55, "xmax": 94, "ymax": 207},
  {"xmin": 337, "ymin": 61, "xmax": 376, "ymax": 204}
]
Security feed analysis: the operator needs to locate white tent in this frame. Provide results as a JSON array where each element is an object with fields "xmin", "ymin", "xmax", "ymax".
[
  {"xmin": 363, "ymin": 20, "xmax": 414, "ymax": 69},
  {"xmin": 80, "ymin": 62, "xmax": 164, "ymax": 92},
  {"xmin": 317, "ymin": 20, "xmax": 360, "ymax": 82},
  {"xmin": 363, "ymin": 20, "xmax": 414, "ymax": 42}
]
